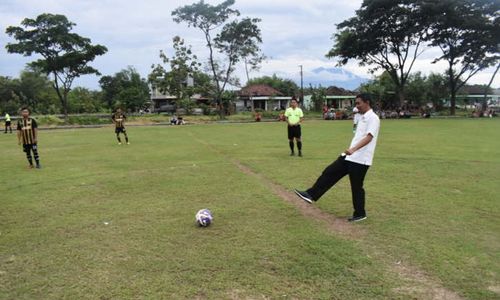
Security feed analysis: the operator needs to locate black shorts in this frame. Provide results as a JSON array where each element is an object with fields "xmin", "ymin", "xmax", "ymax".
[
  {"xmin": 23, "ymin": 144, "xmax": 37, "ymax": 153},
  {"xmin": 287, "ymin": 124, "xmax": 301, "ymax": 140},
  {"xmin": 115, "ymin": 127, "xmax": 126, "ymax": 134},
  {"xmin": 5, "ymin": 121, "xmax": 11, "ymax": 126}
]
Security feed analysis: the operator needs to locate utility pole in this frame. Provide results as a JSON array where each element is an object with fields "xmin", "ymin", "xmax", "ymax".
[{"xmin": 299, "ymin": 65, "xmax": 304, "ymax": 104}]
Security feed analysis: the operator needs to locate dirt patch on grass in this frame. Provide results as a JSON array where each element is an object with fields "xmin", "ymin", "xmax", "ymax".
[
  {"xmin": 488, "ymin": 285, "xmax": 500, "ymax": 294},
  {"xmin": 392, "ymin": 263, "xmax": 464, "ymax": 300},
  {"xmin": 191, "ymin": 132, "xmax": 464, "ymax": 300},
  {"xmin": 233, "ymin": 160, "xmax": 363, "ymax": 239}
]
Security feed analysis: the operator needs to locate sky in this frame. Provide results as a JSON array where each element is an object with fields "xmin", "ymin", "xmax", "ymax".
[{"xmin": 1, "ymin": 0, "xmax": 499, "ymax": 90}]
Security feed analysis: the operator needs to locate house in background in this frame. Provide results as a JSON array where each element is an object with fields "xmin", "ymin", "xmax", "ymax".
[
  {"xmin": 303, "ymin": 86, "xmax": 357, "ymax": 110},
  {"xmin": 150, "ymin": 75, "xmax": 211, "ymax": 112},
  {"xmin": 236, "ymin": 84, "xmax": 292, "ymax": 111}
]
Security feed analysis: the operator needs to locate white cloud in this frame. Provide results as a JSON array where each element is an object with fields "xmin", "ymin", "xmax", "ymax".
[{"xmin": 1, "ymin": 0, "xmax": 499, "ymax": 90}]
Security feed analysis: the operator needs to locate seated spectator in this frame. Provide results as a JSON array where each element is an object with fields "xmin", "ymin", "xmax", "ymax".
[
  {"xmin": 278, "ymin": 112, "xmax": 286, "ymax": 122},
  {"xmin": 170, "ymin": 115, "xmax": 178, "ymax": 125},
  {"xmin": 326, "ymin": 109, "xmax": 335, "ymax": 120},
  {"xmin": 177, "ymin": 116, "xmax": 185, "ymax": 125},
  {"xmin": 255, "ymin": 112, "xmax": 262, "ymax": 122}
]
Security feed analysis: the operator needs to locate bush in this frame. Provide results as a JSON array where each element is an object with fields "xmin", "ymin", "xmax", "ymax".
[
  {"xmin": 36, "ymin": 115, "xmax": 65, "ymax": 126},
  {"xmin": 67, "ymin": 116, "xmax": 110, "ymax": 125}
]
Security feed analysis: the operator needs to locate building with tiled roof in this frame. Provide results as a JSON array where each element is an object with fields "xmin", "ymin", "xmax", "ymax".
[{"xmin": 237, "ymin": 84, "xmax": 293, "ymax": 111}]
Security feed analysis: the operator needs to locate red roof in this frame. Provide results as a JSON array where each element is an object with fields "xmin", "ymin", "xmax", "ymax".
[{"xmin": 239, "ymin": 84, "xmax": 283, "ymax": 97}]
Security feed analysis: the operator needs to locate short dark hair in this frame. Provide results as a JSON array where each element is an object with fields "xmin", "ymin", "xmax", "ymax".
[
  {"xmin": 20, "ymin": 107, "xmax": 30, "ymax": 113},
  {"xmin": 356, "ymin": 93, "xmax": 371, "ymax": 105},
  {"xmin": 291, "ymin": 96, "xmax": 297, "ymax": 101}
]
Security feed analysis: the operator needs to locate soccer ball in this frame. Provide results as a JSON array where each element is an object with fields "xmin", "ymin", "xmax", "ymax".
[{"xmin": 195, "ymin": 209, "xmax": 213, "ymax": 227}]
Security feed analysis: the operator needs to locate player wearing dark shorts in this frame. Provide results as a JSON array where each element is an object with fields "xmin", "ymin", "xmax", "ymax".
[
  {"xmin": 4, "ymin": 113, "xmax": 12, "ymax": 133},
  {"xmin": 284, "ymin": 97, "xmax": 304, "ymax": 156},
  {"xmin": 112, "ymin": 108, "xmax": 129, "ymax": 145},
  {"xmin": 17, "ymin": 108, "xmax": 41, "ymax": 169}
]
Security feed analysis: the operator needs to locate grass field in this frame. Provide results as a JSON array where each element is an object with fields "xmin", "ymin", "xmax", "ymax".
[{"xmin": 1, "ymin": 118, "xmax": 499, "ymax": 299}]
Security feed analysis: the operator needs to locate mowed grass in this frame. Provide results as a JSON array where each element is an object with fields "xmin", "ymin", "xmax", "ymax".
[{"xmin": 0, "ymin": 118, "xmax": 499, "ymax": 299}]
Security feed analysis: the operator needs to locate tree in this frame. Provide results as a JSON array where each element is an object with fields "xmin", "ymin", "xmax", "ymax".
[
  {"xmin": 17, "ymin": 68, "xmax": 58, "ymax": 113},
  {"xmin": 423, "ymin": 0, "xmax": 500, "ymax": 115},
  {"xmin": 0, "ymin": 69, "xmax": 59, "ymax": 114},
  {"xmin": 327, "ymin": 0, "xmax": 428, "ymax": 107},
  {"xmin": 68, "ymin": 87, "xmax": 103, "ymax": 114},
  {"xmin": 149, "ymin": 36, "xmax": 214, "ymax": 101},
  {"xmin": 246, "ymin": 74, "xmax": 299, "ymax": 96},
  {"xmin": 0, "ymin": 76, "xmax": 22, "ymax": 114},
  {"xmin": 308, "ymin": 84, "xmax": 327, "ymax": 111},
  {"xmin": 99, "ymin": 67, "xmax": 150, "ymax": 111},
  {"xmin": 5, "ymin": 13, "xmax": 107, "ymax": 117},
  {"xmin": 359, "ymin": 71, "xmax": 398, "ymax": 109},
  {"xmin": 172, "ymin": 0, "xmax": 263, "ymax": 118},
  {"xmin": 424, "ymin": 73, "xmax": 448, "ymax": 110},
  {"xmin": 483, "ymin": 63, "xmax": 500, "ymax": 111},
  {"xmin": 405, "ymin": 72, "xmax": 427, "ymax": 107}
]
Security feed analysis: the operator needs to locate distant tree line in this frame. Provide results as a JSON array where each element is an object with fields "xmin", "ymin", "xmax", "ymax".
[
  {"xmin": 0, "ymin": 66, "xmax": 150, "ymax": 115},
  {"xmin": 328, "ymin": 0, "xmax": 499, "ymax": 115},
  {"xmin": 2, "ymin": 0, "xmax": 498, "ymax": 116}
]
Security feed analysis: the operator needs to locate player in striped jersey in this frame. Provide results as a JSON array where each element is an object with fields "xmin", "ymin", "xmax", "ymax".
[
  {"xmin": 16, "ymin": 108, "xmax": 41, "ymax": 169},
  {"xmin": 112, "ymin": 108, "xmax": 129, "ymax": 145}
]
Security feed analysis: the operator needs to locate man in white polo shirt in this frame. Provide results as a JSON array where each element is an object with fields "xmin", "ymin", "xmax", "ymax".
[{"xmin": 294, "ymin": 94, "xmax": 380, "ymax": 222}]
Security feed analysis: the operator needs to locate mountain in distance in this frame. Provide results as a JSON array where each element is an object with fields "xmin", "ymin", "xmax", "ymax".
[{"xmin": 299, "ymin": 67, "xmax": 370, "ymax": 91}]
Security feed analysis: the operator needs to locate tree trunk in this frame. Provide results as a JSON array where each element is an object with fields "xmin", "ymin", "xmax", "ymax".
[
  {"xmin": 482, "ymin": 63, "xmax": 500, "ymax": 112},
  {"xmin": 450, "ymin": 89, "xmax": 456, "ymax": 116},
  {"xmin": 217, "ymin": 92, "xmax": 225, "ymax": 120},
  {"xmin": 397, "ymin": 88, "xmax": 405, "ymax": 109}
]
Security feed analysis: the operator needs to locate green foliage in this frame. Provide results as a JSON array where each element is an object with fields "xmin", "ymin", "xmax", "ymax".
[
  {"xmin": 404, "ymin": 72, "xmax": 427, "ymax": 107},
  {"xmin": 246, "ymin": 74, "xmax": 299, "ymax": 96},
  {"xmin": 66, "ymin": 115, "xmax": 110, "ymax": 125},
  {"xmin": 149, "ymin": 36, "xmax": 210, "ymax": 100},
  {"xmin": 172, "ymin": 0, "xmax": 263, "ymax": 118},
  {"xmin": 0, "ymin": 69, "xmax": 60, "ymax": 115},
  {"xmin": 360, "ymin": 71, "xmax": 450, "ymax": 109},
  {"xmin": 177, "ymin": 98, "xmax": 196, "ymax": 114},
  {"xmin": 425, "ymin": 73, "xmax": 448, "ymax": 110},
  {"xmin": 308, "ymin": 85, "xmax": 327, "ymax": 111},
  {"xmin": 5, "ymin": 13, "xmax": 108, "ymax": 116},
  {"xmin": 35, "ymin": 115, "xmax": 65, "ymax": 126},
  {"xmin": 328, "ymin": 0, "xmax": 427, "ymax": 105},
  {"xmin": 360, "ymin": 71, "xmax": 397, "ymax": 108},
  {"xmin": 0, "ymin": 76, "xmax": 22, "ymax": 114},
  {"xmin": 68, "ymin": 87, "xmax": 104, "ymax": 114},
  {"xmin": 422, "ymin": 0, "xmax": 500, "ymax": 115},
  {"xmin": 99, "ymin": 67, "xmax": 150, "ymax": 112}
]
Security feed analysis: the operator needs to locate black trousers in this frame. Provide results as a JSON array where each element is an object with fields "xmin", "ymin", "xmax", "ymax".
[
  {"xmin": 307, "ymin": 155, "xmax": 369, "ymax": 217},
  {"xmin": 23, "ymin": 144, "xmax": 40, "ymax": 165},
  {"xmin": 5, "ymin": 121, "xmax": 12, "ymax": 133}
]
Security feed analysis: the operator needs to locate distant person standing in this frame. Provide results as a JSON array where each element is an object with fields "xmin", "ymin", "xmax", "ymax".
[
  {"xmin": 17, "ymin": 107, "xmax": 41, "ymax": 169},
  {"xmin": 284, "ymin": 97, "xmax": 304, "ymax": 157},
  {"xmin": 4, "ymin": 112, "xmax": 12, "ymax": 133},
  {"xmin": 112, "ymin": 108, "xmax": 129, "ymax": 145},
  {"xmin": 294, "ymin": 94, "xmax": 380, "ymax": 222}
]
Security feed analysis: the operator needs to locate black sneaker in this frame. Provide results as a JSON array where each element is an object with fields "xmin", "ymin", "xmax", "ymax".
[
  {"xmin": 290, "ymin": 152, "xmax": 295, "ymax": 156},
  {"xmin": 35, "ymin": 164, "xmax": 41, "ymax": 169},
  {"xmin": 348, "ymin": 215, "xmax": 367, "ymax": 222},
  {"xmin": 298, "ymin": 151, "xmax": 302, "ymax": 157},
  {"xmin": 294, "ymin": 189, "xmax": 314, "ymax": 204}
]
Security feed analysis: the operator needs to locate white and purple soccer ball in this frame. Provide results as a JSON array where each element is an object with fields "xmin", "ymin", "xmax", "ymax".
[{"xmin": 195, "ymin": 209, "xmax": 213, "ymax": 227}]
